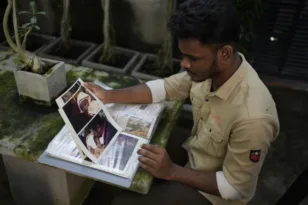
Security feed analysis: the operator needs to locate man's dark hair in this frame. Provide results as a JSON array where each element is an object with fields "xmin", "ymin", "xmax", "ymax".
[{"xmin": 168, "ymin": 0, "xmax": 240, "ymax": 48}]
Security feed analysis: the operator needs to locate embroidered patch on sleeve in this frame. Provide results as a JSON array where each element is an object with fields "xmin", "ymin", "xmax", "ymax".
[{"xmin": 250, "ymin": 150, "xmax": 261, "ymax": 162}]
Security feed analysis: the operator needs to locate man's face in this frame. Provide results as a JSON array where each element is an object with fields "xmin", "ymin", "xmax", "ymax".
[
  {"xmin": 80, "ymin": 99, "xmax": 89, "ymax": 113},
  {"xmin": 178, "ymin": 39, "xmax": 221, "ymax": 82}
]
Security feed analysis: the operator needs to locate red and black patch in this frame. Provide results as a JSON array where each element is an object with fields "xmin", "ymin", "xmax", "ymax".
[{"xmin": 250, "ymin": 150, "xmax": 261, "ymax": 162}]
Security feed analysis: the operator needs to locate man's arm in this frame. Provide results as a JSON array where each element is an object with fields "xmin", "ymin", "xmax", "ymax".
[
  {"xmin": 138, "ymin": 117, "xmax": 278, "ymax": 200},
  {"xmin": 84, "ymin": 71, "xmax": 192, "ymax": 105},
  {"xmin": 137, "ymin": 144, "xmax": 221, "ymax": 196},
  {"xmin": 84, "ymin": 82, "xmax": 154, "ymax": 104}
]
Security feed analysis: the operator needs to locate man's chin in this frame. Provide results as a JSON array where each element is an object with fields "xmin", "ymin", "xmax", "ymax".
[{"xmin": 190, "ymin": 75, "xmax": 206, "ymax": 83}]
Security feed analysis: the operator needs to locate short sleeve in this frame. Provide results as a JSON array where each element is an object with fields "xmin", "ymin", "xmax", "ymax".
[
  {"xmin": 223, "ymin": 118, "xmax": 278, "ymax": 201},
  {"xmin": 163, "ymin": 71, "xmax": 192, "ymax": 101}
]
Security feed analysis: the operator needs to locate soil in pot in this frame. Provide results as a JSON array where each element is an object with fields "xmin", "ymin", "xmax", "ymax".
[
  {"xmin": 140, "ymin": 58, "xmax": 181, "ymax": 78},
  {"xmin": 93, "ymin": 49, "xmax": 134, "ymax": 69},
  {"xmin": 48, "ymin": 43, "xmax": 88, "ymax": 59},
  {"xmin": 21, "ymin": 61, "xmax": 56, "ymax": 75}
]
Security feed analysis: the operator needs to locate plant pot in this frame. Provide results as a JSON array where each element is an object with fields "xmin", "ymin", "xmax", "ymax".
[
  {"xmin": 82, "ymin": 44, "xmax": 139, "ymax": 75},
  {"xmin": 38, "ymin": 38, "xmax": 96, "ymax": 65},
  {"xmin": 0, "ymin": 33, "xmax": 56, "ymax": 53},
  {"xmin": 14, "ymin": 59, "xmax": 67, "ymax": 107},
  {"xmin": 131, "ymin": 53, "xmax": 181, "ymax": 81}
]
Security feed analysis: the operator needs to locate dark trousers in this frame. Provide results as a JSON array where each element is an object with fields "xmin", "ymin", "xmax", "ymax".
[
  {"xmin": 111, "ymin": 125, "xmax": 212, "ymax": 205},
  {"xmin": 111, "ymin": 180, "xmax": 212, "ymax": 205}
]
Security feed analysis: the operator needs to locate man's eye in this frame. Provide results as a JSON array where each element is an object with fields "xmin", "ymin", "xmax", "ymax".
[{"xmin": 189, "ymin": 57, "xmax": 197, "ymax": 61}]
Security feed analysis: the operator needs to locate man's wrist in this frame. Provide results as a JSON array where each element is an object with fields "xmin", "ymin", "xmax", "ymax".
[{"xmin": 169, "ymin": 164, "xmax": 184, "ymax": 181}]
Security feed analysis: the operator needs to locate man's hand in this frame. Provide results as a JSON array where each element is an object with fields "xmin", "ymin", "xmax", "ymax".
[
  {"xmin": 84, "ymin": 82, "xmax": 108, "ymax": 103},
  {"xmin": 137, "ymin": 144, "xmax": 177, "ymax": 180}
]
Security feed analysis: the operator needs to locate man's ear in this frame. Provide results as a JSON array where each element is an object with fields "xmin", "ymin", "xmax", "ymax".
[{"xmin": 218, "ymin": 45, "xmax": 233, "ymax": 65}]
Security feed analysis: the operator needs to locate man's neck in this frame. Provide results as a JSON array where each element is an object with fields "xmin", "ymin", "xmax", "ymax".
[{"xmin": 211, "ymin": 53, "xmax": 242, "ymax": 91}]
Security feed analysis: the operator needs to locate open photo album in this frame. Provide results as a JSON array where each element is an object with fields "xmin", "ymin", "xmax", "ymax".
[{"xmin": 45, "ymin": 78, "xmax": 165, "ymax": 179}]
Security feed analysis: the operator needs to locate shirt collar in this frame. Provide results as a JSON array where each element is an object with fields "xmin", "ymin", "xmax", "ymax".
[{"xmin": 211, "ymin": 53, "xmax": 248, "ymax": 100}]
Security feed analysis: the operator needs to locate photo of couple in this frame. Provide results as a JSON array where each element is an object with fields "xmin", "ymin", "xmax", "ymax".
[
  {"xmin": 78, "ymin": 111, "xmax": 118, "ymax": 159},
  {"xmin": 62, "ymin": 81, "xmax": 101, "ymax": 134}
]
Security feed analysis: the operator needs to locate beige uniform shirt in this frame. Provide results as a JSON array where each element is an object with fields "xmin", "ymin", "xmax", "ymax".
[{"xmin": 163, "ymin": 54, "xmax": 280, "ymax": 205}]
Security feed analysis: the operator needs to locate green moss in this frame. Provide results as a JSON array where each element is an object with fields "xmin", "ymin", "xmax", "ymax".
[
  {"xmin": 44, "ymin": 66, "xmax": 55, "ymax": 76},
  {"xmin": 13, "ymin": 57, "xmax": 24, "ymax": 68},
  {"xmin": 1, "ymin": 62, "xmax": 8, "ymax": 67},
  {"xmin": 0, "ymin": 71, "xmax": 61, "ymax": 159},
  {"xmin": 130, "ymin": 169, "xmax": 153, "ymax": 194},
  {"xmin": 19, "ymin": 95, "xmax": 54, "ymax": 107},
  {"xmin": 0, "ymin": 51, "xmax": 13, "ymax": 62}
]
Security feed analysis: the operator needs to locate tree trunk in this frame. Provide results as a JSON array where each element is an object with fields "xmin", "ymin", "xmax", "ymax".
[
  {"xmin": 157, "ymin": 0, "xmax": 175, "ymax": 74},
  {"xmin": 61, "ymin": 0, "xmax": 71, "ymax": 49},
  {"xmin": 100, "ymin": 0, "xmax": 113, "ymax": 63}
]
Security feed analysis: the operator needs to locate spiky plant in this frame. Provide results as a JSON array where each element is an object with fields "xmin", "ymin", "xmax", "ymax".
[{"xmin": 3, "ymin": 0, "xmax": 47, "ymax": 74}]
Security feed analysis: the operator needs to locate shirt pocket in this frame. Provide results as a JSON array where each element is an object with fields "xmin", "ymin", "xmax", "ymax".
[{"xmin": 195, "ymin": 123, "xmax": 225, "ymax": 158}]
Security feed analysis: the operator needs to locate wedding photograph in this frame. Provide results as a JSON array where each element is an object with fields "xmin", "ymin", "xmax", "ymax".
[
  {"xmin": 99, "ymin": 133, "xmax": 139, "ymax": 171},
  {"xmin": 77, "ymin": 110, "xmax": 118, "ymax": 159},
  {"xmin": 61, "ymin": 80, "xmax": 81, "ymax": 104},
  {"xmin": 62, "ymin": 84, "xmax": 101, "ymax": 134}
]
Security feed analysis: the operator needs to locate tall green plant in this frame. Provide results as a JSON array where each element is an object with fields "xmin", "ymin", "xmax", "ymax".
[
  {"xmin": 61, "ymin": 0, "xmax": 71, "ymax": 49},
  {"xmin": 3, "ymin": 0, "xmax": 47, "ymax": 74},
  {"xmin": 156, "ymin": 0, "xmax": 175, "ymax": 76},
  {"xmin": 100, "ymin": 0, "xmax": 114, "ymax": 63}
]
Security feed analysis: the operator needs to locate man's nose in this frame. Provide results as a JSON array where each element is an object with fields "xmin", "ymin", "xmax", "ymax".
[{"xmin": 180, "ymin": 58, "xmax": 191, "ymax": 70}]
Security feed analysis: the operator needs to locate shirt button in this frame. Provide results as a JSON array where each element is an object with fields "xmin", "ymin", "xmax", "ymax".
[{"xmin": 205, "ymin": 99, "xmax": 209, "ymax": 102}]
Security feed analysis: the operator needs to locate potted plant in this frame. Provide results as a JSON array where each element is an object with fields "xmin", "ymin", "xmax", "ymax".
[
  {"xmin": 3, "ymin": 0, "xmax": 67, "ymax": 106},
  {"xmin": 82, "ymin": 0, "xmax": 139, "ymax": 75},
  {"xmin": 131, "ymin": 0, "xmax": 181, "ymax": 81},
  {"xmin": 0, "ymin": 2, "xmax": 56, "ymax": 53},
  {"xmin": 39, "ymin": 0, "xmax": 96, "ymax": 65}
]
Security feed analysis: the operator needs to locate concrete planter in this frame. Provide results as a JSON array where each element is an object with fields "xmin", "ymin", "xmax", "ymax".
[
  {"xmin": 0, "ymin": 33, "xmax": 56, "ymax": 53},
  {"xmin": 14, "ymin": 59, "xmax": 67, "ymax": 106},
  {"xmin": 131, "ymin": 53, "xmax": 181, "ymax": 81},
  {"xmin": 39, "ymin": 38, "xmax": 96, "ymax": 65},
  {"xmin": 82, "ymin": 44, "xmax": 139, "ymax": 75}
]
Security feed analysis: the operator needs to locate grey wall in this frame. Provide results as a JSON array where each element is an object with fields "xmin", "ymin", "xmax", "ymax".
[{"xmin": 14, "ymin": 0, "xmax": 170, "ymax": 54}]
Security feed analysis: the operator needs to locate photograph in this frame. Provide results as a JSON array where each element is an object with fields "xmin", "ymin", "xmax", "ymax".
[
  {"xmin": 99, "ymin": 133, "xmax": 139, "ymax": 171},
  {"xmin": 77, "ymin": 110, "xmax": 118, "ymax": 159},
  {"xmin": 62, "ymin": 84, "xmax": 101, "ymax": 134},
  {"xmin": 61, "ymin": 80, "xmax": 81, "ymax": 104},
  {"xmin": 124, "ymin": 116, "xmax": 151, "ymax": 139}
]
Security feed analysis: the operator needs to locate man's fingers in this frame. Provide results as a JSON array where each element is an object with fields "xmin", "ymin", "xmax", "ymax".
[
  {"xmin": 137, "ymin": 148, "xmax": 158, "ymax": 161},
  {"xmin": 139, "ymin": 162, "xmax": 155, "ymax": 174},
  {"xmin": 84, "ymin": 82, "xmax": 97, "ymax": 91},
  {"xmin": 141, "ymin": 144, "xmax": 162, "ymax": 154},
  {"xmin": 138, "ymin": 156, "xmax": 157, "ymax": 169}
]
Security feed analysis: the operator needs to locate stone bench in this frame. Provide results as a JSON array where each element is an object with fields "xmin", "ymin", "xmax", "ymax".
[{"xmin": 0, "ymin": 50, "xmax": 184, "ymax": 205}]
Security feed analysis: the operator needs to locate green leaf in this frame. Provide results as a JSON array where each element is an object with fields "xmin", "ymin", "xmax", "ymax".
[
  {"xmin": 18, "ymin": 11, "xmax": 31, "ymax": 15},
  {"xmin": 36, "ymin": 11, "xmax": 46, "ymax": 15},
  {"xmin": 34, "ymin": 26, "xmax": 40, "ymax": 30},
  {"xmin": 30, "ymin": 16, "xmax": 37, "ymax": 24},
  {"xmin": 22, "ymin": 23, "xmax": 32, "ymax": 29},
  {"xmin": 30, "ymin": 1, "xmax": 36, "ymax": 8}
]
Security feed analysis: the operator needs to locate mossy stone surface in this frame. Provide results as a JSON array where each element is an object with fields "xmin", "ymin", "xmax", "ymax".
[{"xmin": 0, "ymin": 58, "xmax": 183, "ymax": 194}]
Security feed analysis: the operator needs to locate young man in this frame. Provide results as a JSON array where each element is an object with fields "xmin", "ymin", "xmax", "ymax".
[{"xmin": 85, "ymin": 0, "xmax": 279, "ymax": 204}]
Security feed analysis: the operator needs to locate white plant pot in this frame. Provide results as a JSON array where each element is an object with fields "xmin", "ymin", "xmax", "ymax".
[{"xmin": 14, "ymin": 59, "xmax": 67, "ymax": 106}]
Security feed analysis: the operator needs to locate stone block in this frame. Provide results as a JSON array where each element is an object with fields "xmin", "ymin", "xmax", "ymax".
[{"xmin": 2, "ymin": 155, "xmax": 94, "ymax": 205}]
